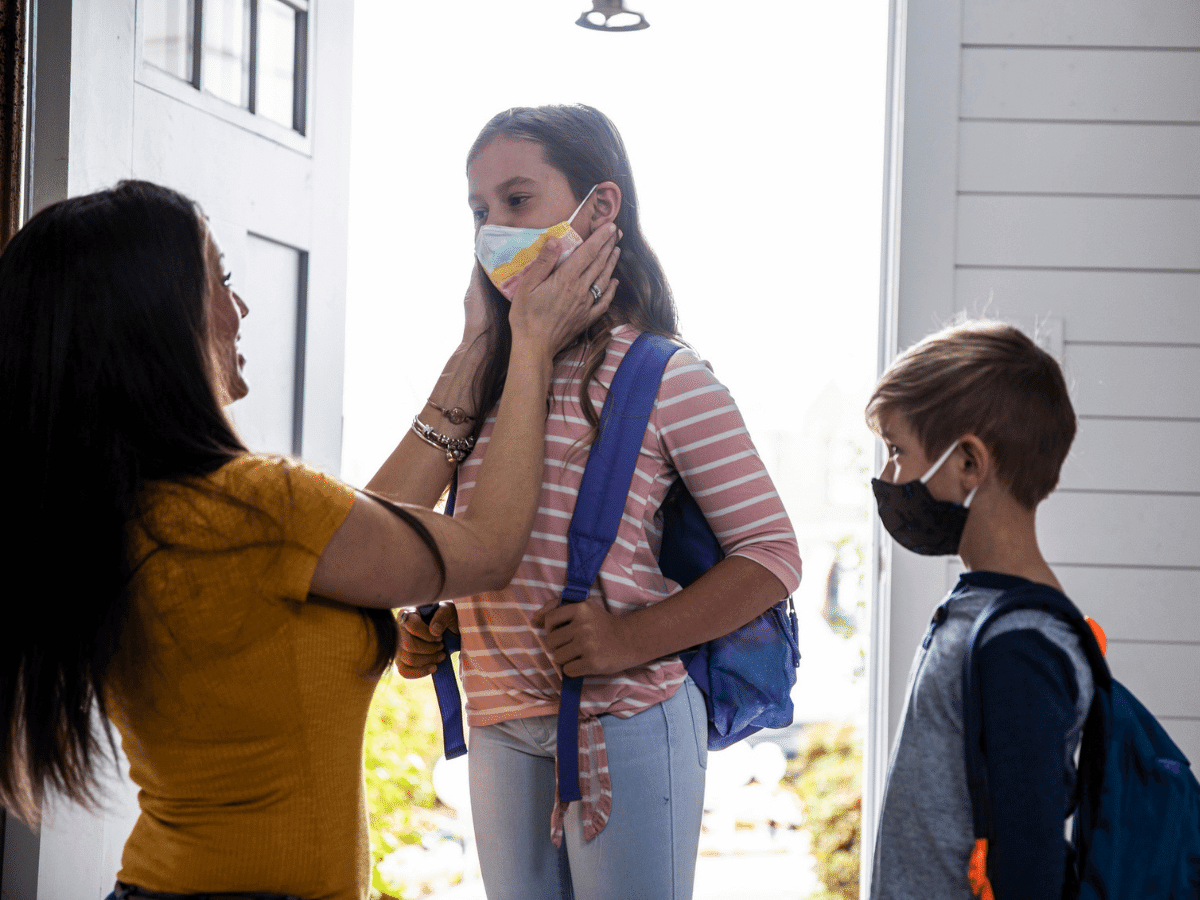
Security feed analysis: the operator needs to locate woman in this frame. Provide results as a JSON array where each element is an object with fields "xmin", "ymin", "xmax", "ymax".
[
  {"xmin": 0, "ymin": 179, "xmax": 617, "ymax": 900},
  {"xmin": 386, "ymin": 105, "xmax": 803, "ymax": 900}
]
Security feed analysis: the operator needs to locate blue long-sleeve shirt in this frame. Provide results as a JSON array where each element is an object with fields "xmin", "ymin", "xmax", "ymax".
[{"xmin": 870, "ymin": 572, "xmax": 1094, "ymax": 900}]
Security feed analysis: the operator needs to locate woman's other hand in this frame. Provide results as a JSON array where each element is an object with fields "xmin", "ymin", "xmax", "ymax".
[
  {"xmin": 396, "ymin": 602, "xmax": 459, "ymax": 678},
  {"xmin": 508, "ymin": 223, "xmax": 620, "ymax": 357}
]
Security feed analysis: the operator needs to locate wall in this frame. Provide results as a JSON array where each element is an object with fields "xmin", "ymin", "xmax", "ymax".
[
  {"xmin": 869, "ymin": 0, "xmax": 1200, "ymax": 878},
  {"xmin": 957, "ymin": 0, "xmax": 1200, "ymax": 760}
]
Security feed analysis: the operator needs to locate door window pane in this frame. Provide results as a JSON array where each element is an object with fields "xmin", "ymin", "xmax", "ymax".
[
  {"xmin": 144, "ymin": 0, "xmax": 194, "ymax": 81},
  {"xmin": 201, "ymin": 0, "xmax": 251, "ymax": 108},
  {"xmin": 257, "ymin": 0, "xmax": 299, "ymax": 129},
  {"xmin": 229, "ymin": 235, "xmax": 306, "ymax": 455},
  {"xmin": 141, "ymin": 0, "xmax": 307, "ymax": 135}
]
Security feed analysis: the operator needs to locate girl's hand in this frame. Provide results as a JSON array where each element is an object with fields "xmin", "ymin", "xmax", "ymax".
[
  {"xmin": 395, "ymin": 603, "xmax": 459, "ymax": 678},
  {"xmin": 508, "ymin": 224, "xmax": 620, "ymax": 357},
  {"xmin": 533, "ymin": 598, "xmax": 636, "ymax": 677}
]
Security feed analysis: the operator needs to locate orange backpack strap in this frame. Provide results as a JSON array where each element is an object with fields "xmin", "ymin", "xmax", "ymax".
[
  {"xmin": 968, "ymin": 838, "xmax": 995, "ymax": 900},
  {"xmin": 1085, "ymin": 616, "xmax": 1107, "ymax": 656}
]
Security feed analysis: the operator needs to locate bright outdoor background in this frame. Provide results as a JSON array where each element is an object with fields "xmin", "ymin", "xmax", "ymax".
[{"xmin": 341, "ymin": 1, "xmax": 889, "ymax": 897}]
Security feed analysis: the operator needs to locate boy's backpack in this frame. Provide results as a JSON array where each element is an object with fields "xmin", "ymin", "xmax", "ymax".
[
  {"xmin": 962, "ymin": 584, "xmax": 1200, "ymax": 900},
  {"xmin": 419, "ymin": 332, "xmax": 800, "ymax": 800}
]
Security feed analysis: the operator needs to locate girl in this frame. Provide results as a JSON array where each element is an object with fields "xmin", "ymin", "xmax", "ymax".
[
  {"xmin": 387, "ymin": 105, "xmax": 803, "ymax": 900},
  {"xmin": 0, "ymin": 179, "xmax": 616, "ymax": 900}
]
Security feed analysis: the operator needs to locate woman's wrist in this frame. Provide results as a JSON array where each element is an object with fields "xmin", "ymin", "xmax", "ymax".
[
  {"xmin": 506, "ymin": 335, "xmax": 555, "ymax": 386},
  {"xmin": 428, "ymin": 338, "xmax": 488, "ymax": 426},
  {"xmin": 411, "ymin": 415, "xmax": 476, "ymax": 463}
]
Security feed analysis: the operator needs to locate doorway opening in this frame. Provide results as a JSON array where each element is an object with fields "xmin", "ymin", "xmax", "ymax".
[{"xmin": 342, "ymin": 2, "xmax": 889, "ymax": 897}]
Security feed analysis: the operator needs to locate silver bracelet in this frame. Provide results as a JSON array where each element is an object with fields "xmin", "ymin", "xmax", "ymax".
[{"xmin": 411, "ymin": 415, "xmax": 476, "ymax": 464}]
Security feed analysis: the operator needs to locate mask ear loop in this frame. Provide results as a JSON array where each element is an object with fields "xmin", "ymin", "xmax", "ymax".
[
  {"xmin": 919, "ymin": 441, "xmax": 961, "ymax": 484},
  {"xmin": 920, "ymin": 440, "xmax": 980, "ymax": 508},
  {"xmin": 567, "ymin": 184, "xmax": 600, "ymax": 228}
]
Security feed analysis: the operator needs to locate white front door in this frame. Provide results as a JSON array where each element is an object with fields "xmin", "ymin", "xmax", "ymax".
[{"xmin": 7, "ymin": 0, "xmax": 354, "ymax": 894}]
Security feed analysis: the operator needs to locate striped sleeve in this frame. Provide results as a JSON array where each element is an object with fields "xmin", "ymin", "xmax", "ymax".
[{"xmin": 652, "ymin": 348, "xmax": 802, "ymax": 594}]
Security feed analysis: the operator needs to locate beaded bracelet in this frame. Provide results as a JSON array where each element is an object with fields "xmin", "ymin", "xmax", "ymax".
[{"xmin": 411, "ymin": 415, "xmax": 476, "ymax": 463}]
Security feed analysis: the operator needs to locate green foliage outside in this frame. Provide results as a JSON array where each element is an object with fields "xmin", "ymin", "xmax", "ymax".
[
  {"xmin": 785, "ymin": 722, "xmax": 863, "ymax": 900},
  {"xmin": 364, "ymin": 673, "xmax": 444, "ymax": 899}
]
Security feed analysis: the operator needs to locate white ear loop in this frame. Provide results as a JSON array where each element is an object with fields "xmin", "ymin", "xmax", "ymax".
[
  {"xmin": 920, "ymin": 440, "xmax": 979, "ymax": 508},
  {"xmin": 567, "ymin": 184, "xmax": 599, "ymax": 227},
  {"xmin": 919, "ymin": 442, "xmax": 960, "ymax": 484}
]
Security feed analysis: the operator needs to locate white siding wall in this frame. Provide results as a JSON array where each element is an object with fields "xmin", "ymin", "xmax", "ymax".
[{"xmin": 870, "ymin": 0, "xmax": 1200, "ymax": 873}]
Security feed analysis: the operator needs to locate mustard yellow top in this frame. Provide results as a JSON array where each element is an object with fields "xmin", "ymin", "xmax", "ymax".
[{"xmin": 107, "ymin": 455, "xmax": 376, "ymax": 900}]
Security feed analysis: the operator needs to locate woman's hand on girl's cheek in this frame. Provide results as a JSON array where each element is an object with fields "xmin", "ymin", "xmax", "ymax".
[
  {"xmin": 533, "ymin": 597, "xmax": 636, "ymax": 678},
  {"xmin": 508, "ymin": 224, "xmax": 619, "ymax": 356}
]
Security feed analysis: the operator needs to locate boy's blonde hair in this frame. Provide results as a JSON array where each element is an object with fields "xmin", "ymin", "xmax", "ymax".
[{"xmin": 865, "ymin": 320, "xmax": 1076, "ymax": 509}]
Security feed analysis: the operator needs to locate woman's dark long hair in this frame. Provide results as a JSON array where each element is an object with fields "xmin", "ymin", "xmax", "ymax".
[
  {"xmin": 0, "ymin": 181, "xmax": 399, "ymax": 825},
  {"xmin": 466, "ymin": 105, "xmax": 678, "ymax": 437}
]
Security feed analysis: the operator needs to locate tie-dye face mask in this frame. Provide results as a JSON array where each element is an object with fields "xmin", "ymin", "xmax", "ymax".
[{"xmin": 474, "ymin": 185, "xmax": 598, "ymax": 300}]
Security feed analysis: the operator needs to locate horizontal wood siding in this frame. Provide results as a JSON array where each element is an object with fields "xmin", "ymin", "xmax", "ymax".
[
  {"xmin": 1059, "ymin": 419, "xmax": 1198, "ymax": 493},
  {"xmin": 1039, "ymin": 493, "xmax": 1200, "ymax": 568},
  {"xmin": 956, "ymin": 195, "xmax": 1200, "ymax": 268},
  {"xmin": 1055, "ymin": 566, "xmax": 1200, "ymax": 643},
  {"xmin": 961, "ymin": 48, "xmax": 1200, "ymax": 122},
  {"xmin": 963, "ymin": 0, "xmax": 1200, "ymax": 47},
  {"xmin": 954, "ymin": 270, "xmax": 1200, "ymax": 343},
  {"xmin": 952, "ymin": 0, "xmax": 1200, "ymax": 766},
  {"xmin": 958, "ymin": 121, "xmax": 1200, "ymax": 195},
  {"xmin": 1066, "ymin": 345, "xmax": 1200, "ymax": 419}
]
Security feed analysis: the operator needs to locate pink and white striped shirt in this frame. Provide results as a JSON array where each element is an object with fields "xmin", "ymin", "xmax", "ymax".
[{"xmin": 452, "ymin": 324, "xmax": 802, "ymax": 842}]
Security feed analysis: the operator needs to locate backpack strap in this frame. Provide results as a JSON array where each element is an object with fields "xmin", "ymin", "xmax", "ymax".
[
  {"xmin": 556, "ymin": 332, "xmax": 681, "ymax": 802},
  {"xmin": 418, "ymin": 601, "xmax": 465, "ymax": 759},
  {"xmin": 961, "ymin": 584, "xmax": 1111, "ymax": 896},
  {"xmin": 423, "ymin": 469, "xmax": 467, "ymax": 759}
]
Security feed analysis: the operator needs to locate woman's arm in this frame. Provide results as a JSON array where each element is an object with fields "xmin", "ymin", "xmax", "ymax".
[{"xmin": 311, "ymin": 225, "xmax": 621, "ymax": 609}]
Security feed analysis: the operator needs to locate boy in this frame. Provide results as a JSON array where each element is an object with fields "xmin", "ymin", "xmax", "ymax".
[{"xmin": 866, "ymin": 320, "xmax": 1092, "ymax": 900}]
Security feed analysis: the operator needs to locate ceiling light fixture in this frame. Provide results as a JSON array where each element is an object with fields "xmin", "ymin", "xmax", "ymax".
[{"xmin": 576, "ymin": 0, "xmax": 649, "ymax": 32}]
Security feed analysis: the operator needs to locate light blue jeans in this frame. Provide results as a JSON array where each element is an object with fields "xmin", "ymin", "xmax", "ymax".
[{"xmin": 468, "ymin": 677, "xmax": 708, "ymax": 900}]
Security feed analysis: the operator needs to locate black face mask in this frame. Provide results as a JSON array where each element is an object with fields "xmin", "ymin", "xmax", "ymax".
[{"xmin": 871, "ymin": 442, "xmax": 975, "ymax": 556}]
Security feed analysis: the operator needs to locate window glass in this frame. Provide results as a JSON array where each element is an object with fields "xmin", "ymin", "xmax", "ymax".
[
  {"xmin": 257, "ymin": 0, "xmax": 299, "ymax": 129},
  {"xmin": 229, "ymin": 235, "xmax": 306, "ymax": 455},
  {"xmin": 141, "ymin": 0, "xmax": 307, "ymax": 137},
  {"xmin": 201, "ymin": 0, "xmax": 251, "ymax": 108},
  {"xmin": 144, "ymin": 0, "xmax": 194, "ymax": 81}
]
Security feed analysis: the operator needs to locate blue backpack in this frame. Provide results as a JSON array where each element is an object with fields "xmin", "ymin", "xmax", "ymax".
[
  {"xmin": 419, "ymin": 332, "xmax": 800, "ymax": 801},
  {"xmin": 962, "ymin": 584, "xmax": 1200, "ymax": 899}
]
